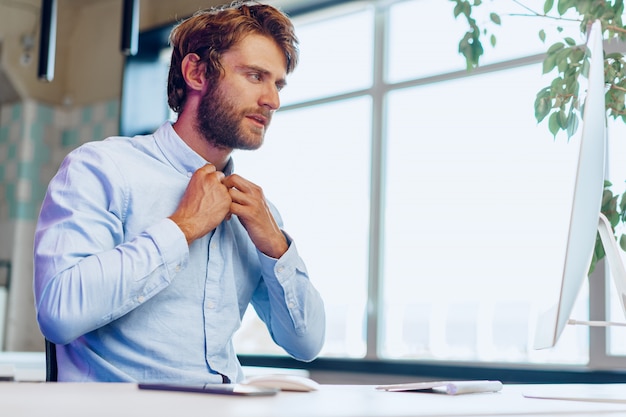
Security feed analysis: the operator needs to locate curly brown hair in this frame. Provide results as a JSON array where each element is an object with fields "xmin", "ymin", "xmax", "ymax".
[{"xmin": 167, "ymin": 1, "xmax": 299, "ymax": 114}]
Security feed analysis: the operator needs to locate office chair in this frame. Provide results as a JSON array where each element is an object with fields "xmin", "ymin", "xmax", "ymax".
[{"xmin": 45, "ymin": 339, "xmax": 58, "ymax": 382}]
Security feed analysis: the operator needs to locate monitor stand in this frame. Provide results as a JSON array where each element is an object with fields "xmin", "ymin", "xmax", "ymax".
[
  {"xmin": 526, "ymin": 216, "xmax": 626, "ymax": 403},
  {"xmin": 567, "ymin": 213, "xmax": 626, "ymax": 328}
]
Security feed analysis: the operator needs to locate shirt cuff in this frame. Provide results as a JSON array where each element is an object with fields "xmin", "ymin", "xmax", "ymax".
[
  {"xmin": 146, "ymin": 218, "xmax": 189, "ymax": 279},
  {"xmin": 257, "ymin": 232, "xmax": 308, "ymax": 283}
]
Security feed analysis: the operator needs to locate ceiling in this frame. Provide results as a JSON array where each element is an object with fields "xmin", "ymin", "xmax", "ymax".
[
  {"xmin": 0, "ymin": 0, "xmax": 330, "ymax": 105},
  {"xmin": 0, "ymin": 0, "xmax": 321, "ymax": 43}
]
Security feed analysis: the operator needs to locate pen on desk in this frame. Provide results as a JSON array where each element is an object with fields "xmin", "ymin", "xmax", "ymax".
[{"xmin": 375, "ymin": 380, "xmax": 503, "ymax": 395}]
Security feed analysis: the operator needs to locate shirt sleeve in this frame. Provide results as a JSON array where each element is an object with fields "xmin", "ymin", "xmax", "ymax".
[
  {"xmin": 252, "ymin": 230, "xmax": 326, "ymax": 362},
  {"xmin": 33, "ymin": 144, "xmax": 188, "ymax": 345}
]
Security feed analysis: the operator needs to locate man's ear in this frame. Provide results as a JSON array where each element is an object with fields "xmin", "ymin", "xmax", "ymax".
[{"xmin": 181, "ymin": 53, "xmax": 206, "ymax": 91}]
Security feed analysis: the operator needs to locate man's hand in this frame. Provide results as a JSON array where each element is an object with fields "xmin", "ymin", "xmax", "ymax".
[
  {"xmin": 223, "ymin": 174, "xmax": 288, "ymax": 259},
  {"xmin": 169, "ymin": 164, "xmax": 232, "ymax": 244}
]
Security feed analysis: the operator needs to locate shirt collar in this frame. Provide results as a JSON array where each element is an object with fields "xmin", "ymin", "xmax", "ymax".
[{"xmin": 153, "ymin": 122, "xmax": 234, "ymax": 176}]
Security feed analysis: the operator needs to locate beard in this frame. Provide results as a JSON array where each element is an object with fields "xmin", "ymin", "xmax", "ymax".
[{"xmin": 195, "ymin": 82, "xmax": 270, "ymax": 151}]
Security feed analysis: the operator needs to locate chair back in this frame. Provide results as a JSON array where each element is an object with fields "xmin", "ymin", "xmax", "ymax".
[{"xmin": 45, "ymin": 339, "xmax": 58, "ymax": 382}]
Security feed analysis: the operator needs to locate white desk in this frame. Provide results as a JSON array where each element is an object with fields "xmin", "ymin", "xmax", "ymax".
[{"xmin": 3, "ymin": 383, "xmax": 626, "ymax": 417}]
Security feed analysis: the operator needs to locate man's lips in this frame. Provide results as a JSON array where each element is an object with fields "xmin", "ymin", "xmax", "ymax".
[{"xmin": 247, "ymin": 113, "xmax": 269, "ymax": 127}]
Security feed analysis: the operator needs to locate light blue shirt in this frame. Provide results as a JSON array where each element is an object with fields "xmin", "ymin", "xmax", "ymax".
[{"xmin": 33, "ymin": 122, "xmax": 325, "ymax": 383}]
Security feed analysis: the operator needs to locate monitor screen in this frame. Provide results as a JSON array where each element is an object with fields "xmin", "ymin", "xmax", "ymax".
[{"xmin": 533, "ymin": 20, "xmax": 608, "ymax": 349}]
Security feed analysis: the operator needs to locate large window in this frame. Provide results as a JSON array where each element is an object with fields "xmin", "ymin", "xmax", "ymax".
[
  {"xmin": 234, "ymin": 97, "xmax": 372, "ymax": 358},
  {"xmin": 382, "ymin": 66, "xmax": 584, "ymax": 364},
  {"xmin": 233, "ymin": 0, "xmax": 626, "ymax": 369}
]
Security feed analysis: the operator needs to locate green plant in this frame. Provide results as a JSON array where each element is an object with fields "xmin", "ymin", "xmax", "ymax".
[
  {"xmin": 596, "ymin": 180, "xmax": 626, "ymax": 271},
  {"xmin": 451, "ymin": 0, "xmax": 626, "ymax": 271}
]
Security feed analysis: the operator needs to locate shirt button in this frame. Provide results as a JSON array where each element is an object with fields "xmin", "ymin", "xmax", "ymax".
[
  {"xmin": 187, "ymin": 172, "xmax": 193, "ymax": 178},
  {"xmin": 137, "ymin": 296, "xmax": 145, "ymax": 303},
  {"xmin": 207, "ymin": 301, "xmax": 215, "ymax": 309},
  {"xmin": 277, "ymin": 266, "xmax": 284, "ymax": 273},
  {"xmin": 288, "ymin": 301, "xmax": 295, "ymax": 308},
  {"xmin": 175, "ymin": 264, "xmax": 181, "ymax": 272}
]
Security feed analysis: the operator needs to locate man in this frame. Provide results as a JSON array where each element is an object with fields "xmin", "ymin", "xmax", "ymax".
[{"xmin": 33, "ymin": 1, "xmax": 325, "ymax": 383}]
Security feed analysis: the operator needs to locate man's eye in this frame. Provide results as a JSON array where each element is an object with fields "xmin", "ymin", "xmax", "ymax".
[{"xmin": 249, "ymin": 73, "xmax": 262, "ymax": 82}]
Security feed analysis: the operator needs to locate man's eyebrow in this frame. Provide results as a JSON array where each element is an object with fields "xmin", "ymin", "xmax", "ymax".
[{"xmin": 276, "ymin": 78, "xmax": 287, "ymax": 89}]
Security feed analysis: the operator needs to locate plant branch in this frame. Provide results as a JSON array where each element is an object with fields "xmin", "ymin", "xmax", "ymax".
[
  {"xmin": 507, "ymin": 12, "xmax": 582, "ymax": 23},
  {"xmin": 608, "ymin": 107, "xmax": 626, "ymax": 115},
  {"xmin": 511, "ymin": 0, "xmax": 538, "ymax": 15},
  {"xmin": 610, "ymin": 84, "xmax": 626, "ymax": 93},
  {"xmin": 607, "ymin": 24, "xmax": 626, "ymax": 35}
]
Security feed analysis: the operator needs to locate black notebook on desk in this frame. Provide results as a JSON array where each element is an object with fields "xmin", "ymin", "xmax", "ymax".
[{"xmin": 138, "ymin": 382, "xmax": 278, "ymax": 396}]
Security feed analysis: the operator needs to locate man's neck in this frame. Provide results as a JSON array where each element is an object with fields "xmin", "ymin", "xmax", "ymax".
[{"xmin": 172, "ymin": 117, "xmax": 232, "ymax": 171}]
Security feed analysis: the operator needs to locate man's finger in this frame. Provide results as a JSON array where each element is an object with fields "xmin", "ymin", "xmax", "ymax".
[{"xmin": 222, "ymin": 174, "xmax": 251, "ymax": 191}]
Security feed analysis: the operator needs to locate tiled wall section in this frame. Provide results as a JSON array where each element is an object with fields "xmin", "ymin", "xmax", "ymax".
[
  {"xmin": 0, "ymin": 99, "xmax": 120, "ymax": 222},
  {"xmin": 0, "ymin": 104, "xmax": 23, "ymax": 221}
]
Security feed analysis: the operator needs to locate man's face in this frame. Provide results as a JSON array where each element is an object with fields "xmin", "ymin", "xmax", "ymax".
[{"xmin": 196, "ymin": 34, "xmax": 288, "ymax": 151}]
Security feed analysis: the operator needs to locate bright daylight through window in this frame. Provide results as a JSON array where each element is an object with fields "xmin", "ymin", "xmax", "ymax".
[{"xmin": 229, "ymin": 0, "xmax": 626, "ymax": 368}]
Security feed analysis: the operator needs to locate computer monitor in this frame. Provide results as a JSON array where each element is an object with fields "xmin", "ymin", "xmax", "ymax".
[{"xmin": 533, "ymin": 20, "xmax": 626, "ymax": 350}]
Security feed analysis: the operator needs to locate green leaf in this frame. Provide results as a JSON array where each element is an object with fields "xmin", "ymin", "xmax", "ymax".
[
  {"xmin": 581, "ymin": 57, "xmax": 590, "ymax": 78},
  {"xmin": 557, "ymin": 0, "xmax": 574, "ymax": 15},
  {"xmin": 490, "ymin": 13, "xmax": 501, "ymax": 25},
  {"xmin": 452, "ymin": 0, "xmax": 471, "ymax": 18},
  {"xmin": 548, "ymin": 112, "xmax": 561, "ymax": 136},
  {"xmin": 602, "ymin": 189, "xmax": 614, "ymax": 206},
  {"xmin": 564, "ymin": 37, "xmax": 576, "ymax": 46},
  {"xmin": 544, "ymin": 0, "xmax": 554, "ymax": 14},
  {"xmin": 490, "ymin": 34, "xmax": 496, "ymax": 47},
  {"xmin": 543, "ymin": 54, "xmax": 557, "ymax": 74},
  {"xmin": 463, "ymin": 1, "xmax": 471, "ymax": 16},
  {"xmin": 620, "ymin": 235, "xmax": 626, "ymax": 252},
  {"xmin": 594, "ymin": 236, "xmax": 606, "ymax": 263},
  {"xmin": 566, "ymin": 111, "xmax": 579, "ymax": 137},
  {"xmin": 589, "ymin": 253, "xmax": 598, "ymax": 275},
  {"xmin": 556, "ymin": 50, "xmax": 570, "ymax": 72},
  {"xmin": 547, "ymin": 42, "xmax": 565, "ymax": 54},
  {"xmin": 458, "ymin": 32, "xmax": 482, "ymax": 69},
  {"xmin": 453, "ymin": 1, "xmax": 463, "ymax": 18},
  {"xmin": 539, "ymin": 29, "xmax": 546, "ymax": 43},
  {"xmin": 471, "ymin": 39, "xmax": 484, "ymax": 63},
  {"xmin": 576, "ymin": 1, "xmax": 590, "ymax": 15},
  {"xmin": 557, "ymin": 109, "xmax": 568, "ymax": 128},
  {"xmin": 571, "ymin": 47, "xmax": 585, "ymax": 63},
  {"xmin": 535, "ymin": 95, "xmax": 551, "ymax": 122}
]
